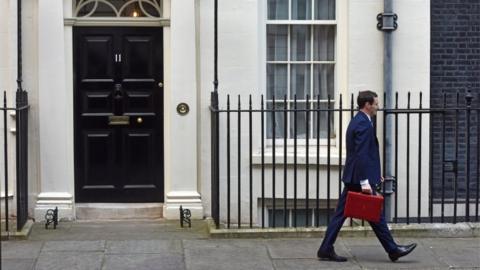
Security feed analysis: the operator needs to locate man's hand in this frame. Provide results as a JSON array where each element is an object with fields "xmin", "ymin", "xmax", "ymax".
[
  {"xmin": 381, "ymin": 176, "xmax": 384, "ymax": 183},
  {"xmin": 361, "ymin": 183, "xmax": 372, "ymax": 194}
]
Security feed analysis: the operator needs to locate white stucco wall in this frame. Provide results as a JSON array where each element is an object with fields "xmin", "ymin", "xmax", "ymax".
[
  {"xmin": 3, "ymin": 0, "xmax": 439, "ymax": 224},
  {"xmin": 199, "ymin": 0, "xmax": 432, "ymax": 225},
  {"xmin": 0, "ymin": 0, "xmax": 41, "ymax": 220},
  {"xmin": 164, "ymin": 0, "xmax": 204, "ymax": 219},
  {"xmin": 198, "ymin": 0, "xmax": 258, "ymax": 218},
  {"xmin": 392, "ymin": 0, "xmax": 430, "ymax": 219},
  {"xmin": 22, "ymin": 0, "xmax": 41, "ymax": 217},
  {"xmin": 199, "ymin": 0, "xmax": 261, "ymax": 221},
  {"xmin": 348, "ymin": 0, "xmax": 384, "ymax": 93},
  {"xmin": 0, "ymin": 0, "xmax": 19, "ymax": 216}
]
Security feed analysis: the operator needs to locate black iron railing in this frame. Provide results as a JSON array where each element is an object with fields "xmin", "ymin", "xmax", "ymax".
[
  {"xmin": 1, "ymin": 90, "xmax": 29, "ymax": 233},
  {"xmin": 210, "ymin": 91, "xmax": 480, "ymax": 229}
]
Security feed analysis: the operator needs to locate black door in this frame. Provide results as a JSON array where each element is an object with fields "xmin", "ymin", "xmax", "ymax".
[{"xmin": 74, "ymin": 27, "xmax": 164, "ymax": 202}]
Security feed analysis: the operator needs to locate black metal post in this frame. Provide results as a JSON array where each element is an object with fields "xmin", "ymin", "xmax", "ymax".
[
  {"xmin": 429, "ymin": 94, "xmax": 434, "ymax": 223},
  {"xmin": 261, "ymin": 95, "xmax": 265, "ymax": 228},
  {"xmin": 417, "ymin": 92, "xmax": 422, "ymax": 223},
  {"xmin": 211, "ymin": 0, "xmax": 220, "ymax": 229},
  {"xmin": 441, "ymin": 92, "xmax": 446, "ymax": 223},
  {"xmin": 272, "ymin": 96, "xmax": 276, "ymax": 228},
  {"xmin": 315, "ymin": 94, "xmax": 320, "ymax": 227},
  {"xmin": 227, "ymin": 95, "xmax": 231, "ymax": 228},
  {"xmin": 14, "ymin": 0, "xmax": 29, "ymax": 231},
  {"xmin": 17, "ymin": 0, "xmax": 23, "ymax": 92},
  {"xmin": 338, "ymin": 94, "xmax": 343, "ymax": 200},
  {"xmin": 465, "ymin": 91, "xmax": 472, "ymax": 222},
  {"xmin": 3, "ymin": 92, "xmax": 9, "ymax": 232},
  {"xmin": 283, "ymin": 95, "xmax": 287, "ymax": 226},
  {"xmin": 305, "ymin": 95, "xmax": 310, "ymax": 227},
  {"xmin": 394, "ymin": 92, "xmax": 398, "ymax": 223},
  {"xmin": 349, "ymin": 94, "xmax": 354, "ymax": 226},
  {"xmin": 406, "ymin": 92, "xmax": 410, "ymax": 224},
  {"xmin": 249, "ymin": 95, "xmax": 252, "ymax": 227},
  {"xmin": 213, "ymin": 0, "xmax": 218, "ymax": 93},
  {"xmin": 16, "ymin": 89, "xmax": 28, "ymax": 230},
  {"xmin": 382, "ymin": 92, "xmax": 387, "ymax": 218},
  {"xmin": 293, "ymin": 95, "xmax": 297, "ymax": 227},
  {"xmin": 237, "ymin": 96, "xmax": 241, "ymax": 227},
  {"xmin": 212, "ymin": 94, "xmax": 220, "ymax": 228},
  {"xmin": 476, "ymin": 101, "xmax": 479, "ymax": 222},
  {"xmin": 477, "ymin": 101, "xmax": 480, "ymax": 222},
  {"xmin": 454, "ymin": 92, "xmax": 459, "ymax": 223},
  {"xmin": 327, "ymin": 95, "xmax": 331, "ymax": 224}
]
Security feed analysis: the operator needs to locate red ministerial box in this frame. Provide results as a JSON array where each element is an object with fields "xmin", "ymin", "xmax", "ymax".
[{"xmin": 344, "ymin": 191, "xmax": 384, "ymax": 223}]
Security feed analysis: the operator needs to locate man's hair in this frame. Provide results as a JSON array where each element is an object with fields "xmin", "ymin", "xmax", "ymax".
[{"xmin": 357, "ymin": 90, "xmax": 378, "ymax": 109}]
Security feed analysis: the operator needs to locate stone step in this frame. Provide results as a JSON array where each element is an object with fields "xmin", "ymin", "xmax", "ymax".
[{"xmin": 75, "ymin": 203, "xmax": 163, "ymax": 220}]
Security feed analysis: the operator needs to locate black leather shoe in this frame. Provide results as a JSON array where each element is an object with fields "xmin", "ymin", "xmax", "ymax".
[
  {"xmin": 317, "ymin": 249, "xmax": 347, "ymax": 262},
  {"xmin": 388, "ymin": 243, "xmax": 417, "ymax": 262}
]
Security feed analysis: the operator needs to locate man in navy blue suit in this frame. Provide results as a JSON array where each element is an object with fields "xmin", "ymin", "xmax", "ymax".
[{"xmin": 317, "ymin": 90, "xmax": 416, "ymax": 262}]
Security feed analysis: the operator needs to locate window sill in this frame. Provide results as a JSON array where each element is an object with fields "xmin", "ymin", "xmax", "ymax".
[{"xmin": 252, "ymin": 145, "xmax": 346, "ymax": 165}]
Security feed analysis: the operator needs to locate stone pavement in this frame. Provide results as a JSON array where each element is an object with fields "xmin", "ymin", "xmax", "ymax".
[{"xmin": 1, "ymin": 220, "xmax": 479, "ymax": 270}]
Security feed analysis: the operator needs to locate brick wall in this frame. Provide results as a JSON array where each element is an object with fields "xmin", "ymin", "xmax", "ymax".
[{"xmin": 430, "ymin": 0, "xmax": 480, "ymax": 200}]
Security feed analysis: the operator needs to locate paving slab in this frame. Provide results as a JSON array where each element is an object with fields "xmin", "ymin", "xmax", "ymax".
[
  {"xmin": 103, "ymin": 253, "xmax": 185, "ymax": 270},
  {"xmin": 106, "ymin": 240, "xmax": 183, "ymax": 254},
  {"xmin": 1, "ymin": 259, "xmax": 35, "ymax": 270},
  {"xmin": 184, "ymin": 239, "xmax": 274, "ymax": 270},
  {"xmin": 183, "ymin": 238, "xmax": 265, "ymax": 249},
  {"xmin": 27, "ymin": 223, "xmax": 73, "ymax": 241},
  {"xmin": 3, "ymin": 221, "xmax": 479, "ymax": 270},
  {"xmin": 28, "ymin": 220, "xmax": 208, "ymax": 241},
  {"xmin": 1, "ymin": 241, "xmax": 43, "ymax": 259},
  {"xmin": 42, "ymin": 240, "xmax": 105, "ymax": 252},
  {"xmin": 272, "ymin": 258, "xmax": 362, "ymax": 270},
  {"xmin": 420, "ymin": 237, "xmax": 480, "ymax": 248},
  {"xmin": 429, "ymin": 246, "xmax": 480, "ymax": 269},
  {"xmin": 34, "ymin": 251, "xmax": 104, "ymax": 270},
  {"xmin": 340, "ymin": 237, "xmax": 419, "ymax": 247},
  {"xmin": 265, "ymin": 238, "xmax": 349, "ymax": 259},
  {"xmin": 345, "ymin": 242, "xmax": 448, "ymax": 270}
]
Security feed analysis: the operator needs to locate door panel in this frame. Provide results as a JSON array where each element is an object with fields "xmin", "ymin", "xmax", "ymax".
[
  {"xmin": 125, "ymin": 91, "xmax": 154, "ymax": 113},
  {"xmin": 123, "ymin": 35, "xmax": 154, "ymax": 78},
  {"xmin": 82, "ymin": 91, "xmax": 113, "ymax": 114},
  {"xmin": 82, "ymin": 36, "xmax": 115, "ymax": 79},
  {"xmin": 123, "ymin": 130, "xmax": 155, "ymax": 186},
  {"xmin": 74, "ymin": 27, "xmax": 164, "ymax": 202},
  {"xmin": 83, "ymin": 130, "xmax": 115, "ymax": 188}
]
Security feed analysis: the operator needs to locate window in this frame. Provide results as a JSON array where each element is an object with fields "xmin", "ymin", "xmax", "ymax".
[
  {"xmin": 268, "ymin": 208, "xmax": 335, "ymax": 227},
  {"xmin": 75, "ymin": 0, "xmax": 163, "ymax": 18},
  {"xmin": 266, "ymin": 0, "xmax": 336, "ymax": 141}
]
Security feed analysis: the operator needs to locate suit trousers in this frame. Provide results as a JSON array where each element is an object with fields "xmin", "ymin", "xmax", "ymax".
[{"xmin": 319, "ymin": 184, "xmax": 398, "ymax": 254}]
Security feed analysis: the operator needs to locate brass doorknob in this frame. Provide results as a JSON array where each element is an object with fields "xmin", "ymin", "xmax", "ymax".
[
  {"xmin": 137, "ymin": 117, "xmax": 143, "ymax": 124},
  {"xmin": 158, "ymin": 82, "xmax": 163, "ymax": 88}
]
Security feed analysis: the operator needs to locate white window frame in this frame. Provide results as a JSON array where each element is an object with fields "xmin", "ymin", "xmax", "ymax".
[
  {"xmin": 260, "ymin": 0, "xmax": 348, "ymax": 148},
  {"xmin": 262, "ymin": 198, "xmax": 339, "ymax": 227}
]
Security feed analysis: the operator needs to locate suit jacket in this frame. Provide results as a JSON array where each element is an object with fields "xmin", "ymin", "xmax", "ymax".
[{"xmin": 341, "ymin": 111, "xmax": 381, "ymax": 186}]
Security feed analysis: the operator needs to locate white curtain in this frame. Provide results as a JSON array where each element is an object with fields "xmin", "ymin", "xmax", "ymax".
[
  {"xmin": 291, "ymin": 25, "xmax": 310, "ymax": 61},
  {"xmin": 292, "ymin": 0, "xmax": 312, "ymax": 20},
  {"xmin": 268, "ymin": 0, "xmax": 288, "ymax": 20},
  {"xmin": 315, "ymin": 0, "xmax": 335, "ymax": 20}
]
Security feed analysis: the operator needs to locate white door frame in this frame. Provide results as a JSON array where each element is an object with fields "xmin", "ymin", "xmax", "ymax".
[{"xmin": 35, "ymin": 0, "xmax": 203, "ymax": 220}]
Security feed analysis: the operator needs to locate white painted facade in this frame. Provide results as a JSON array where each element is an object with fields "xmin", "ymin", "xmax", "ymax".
[{"xmin": 0, "ymin": 0, "xmax": 438, "ymax": 224}]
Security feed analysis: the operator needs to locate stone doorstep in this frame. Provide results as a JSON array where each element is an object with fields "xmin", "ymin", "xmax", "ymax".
[
  {"xmin": 1, "ymin": 220, "xmax": 34, "ymax": 240},
  {"xmin": 207, "ymin": 218, "xmax": 480, "ymax": 239},
  {"xmin": 75, "ymin": 203, "xmax": 164, "ymax": 220}
]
